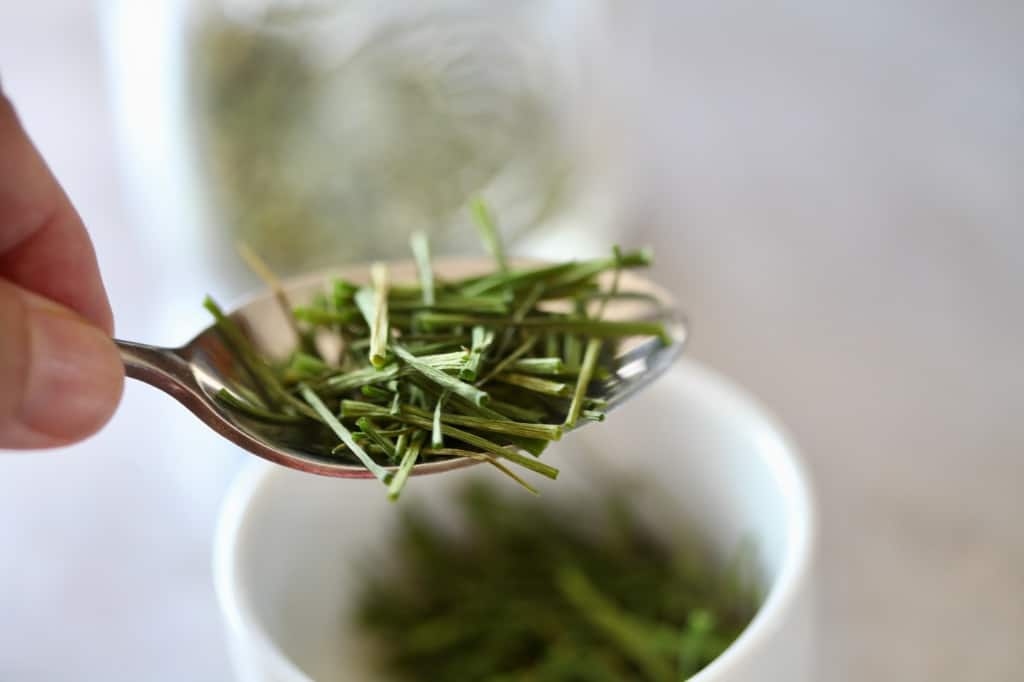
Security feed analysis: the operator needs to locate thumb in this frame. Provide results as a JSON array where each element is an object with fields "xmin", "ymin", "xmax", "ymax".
[{"xmin": 0, "ymin": 278, "xmax": 124, "ymax": 449}]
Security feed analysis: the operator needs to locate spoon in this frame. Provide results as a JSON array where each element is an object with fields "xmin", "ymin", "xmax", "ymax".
[{"xmin": 115, "ymin": 259, "xmax": 686, "ymax": 478}]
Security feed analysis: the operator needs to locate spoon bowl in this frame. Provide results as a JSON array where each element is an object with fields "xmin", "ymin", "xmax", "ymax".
[{"xmin": 117, "ymin": 258, "xmax": 686, "ymax": 477}]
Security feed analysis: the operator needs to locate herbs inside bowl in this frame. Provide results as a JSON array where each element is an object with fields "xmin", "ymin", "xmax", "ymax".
[{"xmin": 352, "ymin": 479, "xmax": 760, "ymax": 681}]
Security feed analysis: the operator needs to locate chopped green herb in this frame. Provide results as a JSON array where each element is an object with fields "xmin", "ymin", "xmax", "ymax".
[
  {"xmin": 565, "ymin": 338, "xmax": 603, "ymax": 428},
  {"xmin": 387, "ymin": 431, "xmax": 424, "ymax": 500},
  {"xmin": 493, "ymin": 372, "xmax": 572, "ymax": 397},
  {"xmin": 353, "ymin": 481, "xmax": 760, "ymax": 680},
  {"xmin": 470, "ymin": 197, "xmax": 507, "ymax": 273},
  {"xmin": 431, "ymin": 392, "xmax": 447, "ymax": 449},
  {"xmin": 393, "ymin": 344, "xmax": 490, "ymax": 407},
  {"xmin": 299, "ymin": 384, "xmax": 389, "ymax": 484},
  {"xmin": 203, "ymin": 209, "xmax": 669, "ymax": 497},
  {"xmin": 409, "ymin": 230, "xmax": 435, "ymax": 306},
  {"xmin": 459, "ymin": 326, "xmax": 494, "ymax": 381}
]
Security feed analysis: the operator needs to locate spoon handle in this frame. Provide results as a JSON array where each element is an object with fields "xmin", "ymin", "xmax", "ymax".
[
  {"xmin": 113, "ymin": 339, "xmax": 315, "ymax": 471},
  {"xmin": 115, "ymin": 339, "xmax": 194, "ymax": 398}
]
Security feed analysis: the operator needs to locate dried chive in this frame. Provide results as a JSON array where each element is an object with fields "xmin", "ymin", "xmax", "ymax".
[
  {"xmin": 508, "ymin": 357, "xmax": 565, "ymax": 375},
  {"xmin": 388, "ymin": 431, "xmax": 425, "ymax": 500},
  {"xmin": 470, "ymin": 197, "xmax": 507, "ymax": 273},
  {"xmin": 203, "ymin": 296, "xmax": 279, "ymax": 406},
  {"xmin": 318, "ymin": 364, "xmax": 402, "ymax": 396},
  {"xmin": 414, "ymin": 313, "xmax": 667, "ymax": 342},
  {"xmin": 409, "ymin": 231, "xmax": 435, "ymax": 306},
  {"xmin": 215, "ymin": 388, "xmax": 306, "ymax": 425},
  {"xmin": 339, "ymin": 401, "xmax": 558, "ymax": 479},
  {"xmin": 356, "ymin": 417, "xmax": 399, "ymax": 461},
  {"xmin": 353, "ymin": 481, "xmax": 759, "ymax": 679},
  {"xmin": 360, "ymin": 385, "xmax": 393, "ymax": 402},
  {"xmin": 493, "ymin": 373, "xmax": 573, "ymax": 397},
  {"xmin": 292, "ymin": 306, "xmax": 358, "ymax": 325},
  {"xmin": 565, "ymin": 339, "xmax": 604, "ymax": 428},
  {"xmin": 545, "ymin": 332, "xmax": 560, "ymax": 358},
  {"xmin": 392, "ymin": 344, "xmax": 490, "ymax": 407},
  {"xmin": 564, "ymin": 331, "xmax": 582, "ymax": 371},
  {"xmin": 203, "ymin": 207, "xmax": 670, "ymax": 499},
  {"xmin": 431, "ymin": 393, "xmax": 447, "ymax": 449},
  {"xmin": 422, "ymin": 449, "xmax": 539, "ymax": 495},
  {"xmin": 299, "ymin": 385, "xmax": 389, "ymax": 484},
  {"xmin": 236, "ymin": 241, "xmax": 316, "ymax": 356},
  {"xmin": 341, "ymin": 400, "xmax": 562, "ymax": 443},
  {"xmin": 486, "ymin": 399, "xmax": 548, "ymax": 423},
  {"xmin": 459, "ymin": 326, "xmax": 494, "ymax": 381},
  {"xmin": 369, "ymin": 263, "xmax": 390, "ymax": 367},
  {"xmin": 475, "ymin": 335, "xmax": 539, "ymax": 388}
]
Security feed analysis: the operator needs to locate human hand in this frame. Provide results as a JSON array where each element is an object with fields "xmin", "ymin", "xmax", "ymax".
[{"xmin": 0, "ymin": 90, "xmax": 124, "ymax": 448}]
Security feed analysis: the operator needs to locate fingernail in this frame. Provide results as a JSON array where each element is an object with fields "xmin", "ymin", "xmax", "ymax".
[{"xmin": 19, "ymin": 300, "xmax": 124, "ymax": 446}]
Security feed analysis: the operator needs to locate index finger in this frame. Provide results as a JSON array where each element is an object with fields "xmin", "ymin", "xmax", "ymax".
[{"xmin": 0, "ymin": 90, "xmax": 114, "ymax": 334}]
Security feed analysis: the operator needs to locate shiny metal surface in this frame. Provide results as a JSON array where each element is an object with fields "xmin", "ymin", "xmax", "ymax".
[{"xmin": 116, "ymin": 259, "xmax": 686, "ymax": 478}]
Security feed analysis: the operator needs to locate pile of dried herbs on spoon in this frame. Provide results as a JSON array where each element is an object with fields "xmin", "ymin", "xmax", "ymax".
[{"xmin": 205, "ymin": 202, "xmax": 667, "ymax": 498}]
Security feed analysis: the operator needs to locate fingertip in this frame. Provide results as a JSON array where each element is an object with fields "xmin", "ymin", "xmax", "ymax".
[
  {"xmin": 0, "ymin": 285, "xmax": 125, "ymax": 449},
  {"xmin": 25, "ymin": 311, "xmax": 125, "ymax": 447}
]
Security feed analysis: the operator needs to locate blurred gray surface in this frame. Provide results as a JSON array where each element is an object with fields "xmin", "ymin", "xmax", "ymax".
[{"xmin": 0, "ymin": 2, "xmax": 1021, "ymax": 681}]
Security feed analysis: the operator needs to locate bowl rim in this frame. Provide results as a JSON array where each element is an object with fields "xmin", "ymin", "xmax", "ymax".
[{"xmin": 213, "ymin": 358, "xmax": 816, "ymax": 681}]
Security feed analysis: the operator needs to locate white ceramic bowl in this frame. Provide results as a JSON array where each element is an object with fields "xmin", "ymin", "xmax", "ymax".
[{"xmin": 214, "ymin": 360, "xmax": 816, "ymax": 681}]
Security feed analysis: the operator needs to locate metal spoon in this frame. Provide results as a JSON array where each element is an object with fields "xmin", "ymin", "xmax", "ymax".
[{"xmin": 115, "ymin": 259, "xmax": 686, "ymax": 478}]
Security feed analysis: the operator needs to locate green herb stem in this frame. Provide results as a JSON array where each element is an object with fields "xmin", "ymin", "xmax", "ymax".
[
  {"xmin": 299, "ymin": 385, "xmax": 389, "ymax": 483},
  {"xmin": 422, "ymin": 449, "xmax": 539, "ymax": 494},
  {"xmin": 431, "ymin": 392, "xmax": 447, "ymax": 448},
  {"xmin": 508, "ymin": 357, "xmax": 565, "ymax": 375},
  {"xmin": 356, "ymin": 417, "xmax": 399, "ymax": 461},
  {"xmin": 341, "ymin": 400, "xmax": 562, "ymax": 442},
  {"xmin": 319, "ymin": 364, "xmax": 402, "ymax": 396},
  {"xmin": 393, "ymin": 344, "xmax": 489, "ymax": 407},
  {"xmin": 388, "ymin": 432, "xmax": 425, "ymax": 500},
  {"xmin": 564, "ymin": 338, "xmax": 604, "ymax": 429},
  {"xmin": 339, "ymin": 401, "xmax": 558, "ymax": 479},
  {"xmin": 460, "ymin": 326, "xmax": 495, "ymax": 381},
  {"xmin": 494, "ymin": 373, "xmax": 572, "ymax": 397},
  {"xmin": 370, "ymin": 263, "xmax": 390, "ymax": 367},
  {"xmin": 470, "ymin": 197, "xmax": 507, "ymax": 273},
  {"xmin": 556, "ymin": 567, "xmax": 676, "ymax": 682},
  {"xmin": 475, "ymin": 335, "xmax": 538, "ymax": 388},
  {"xmin": 215, "ymin": 388, "xmax": 306, "ymax": 425},
  {"xmin": 415, "ymin": 313, "xmax": 668, "ymax": 342},
  {"xmin": 409, "ymin": 231, "xmax": 435, "ymax": 306},
  {"xmin": 292, "ymin": 306, "xmax": 359, "ymax": 325}
]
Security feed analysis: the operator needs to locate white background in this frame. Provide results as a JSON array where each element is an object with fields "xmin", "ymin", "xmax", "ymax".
[{"xmin": 1, "ymin": 2, "xmax": 1021, "ymax": 680}]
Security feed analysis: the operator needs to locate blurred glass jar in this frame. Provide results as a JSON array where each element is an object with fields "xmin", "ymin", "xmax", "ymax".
[
  {"xmin": 105, "ymin": 0, "xmax": 611, "ymax": 300},
  {"xmin": 194, "ymin": 1, "xmax": 590, "ymax": 270}
]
